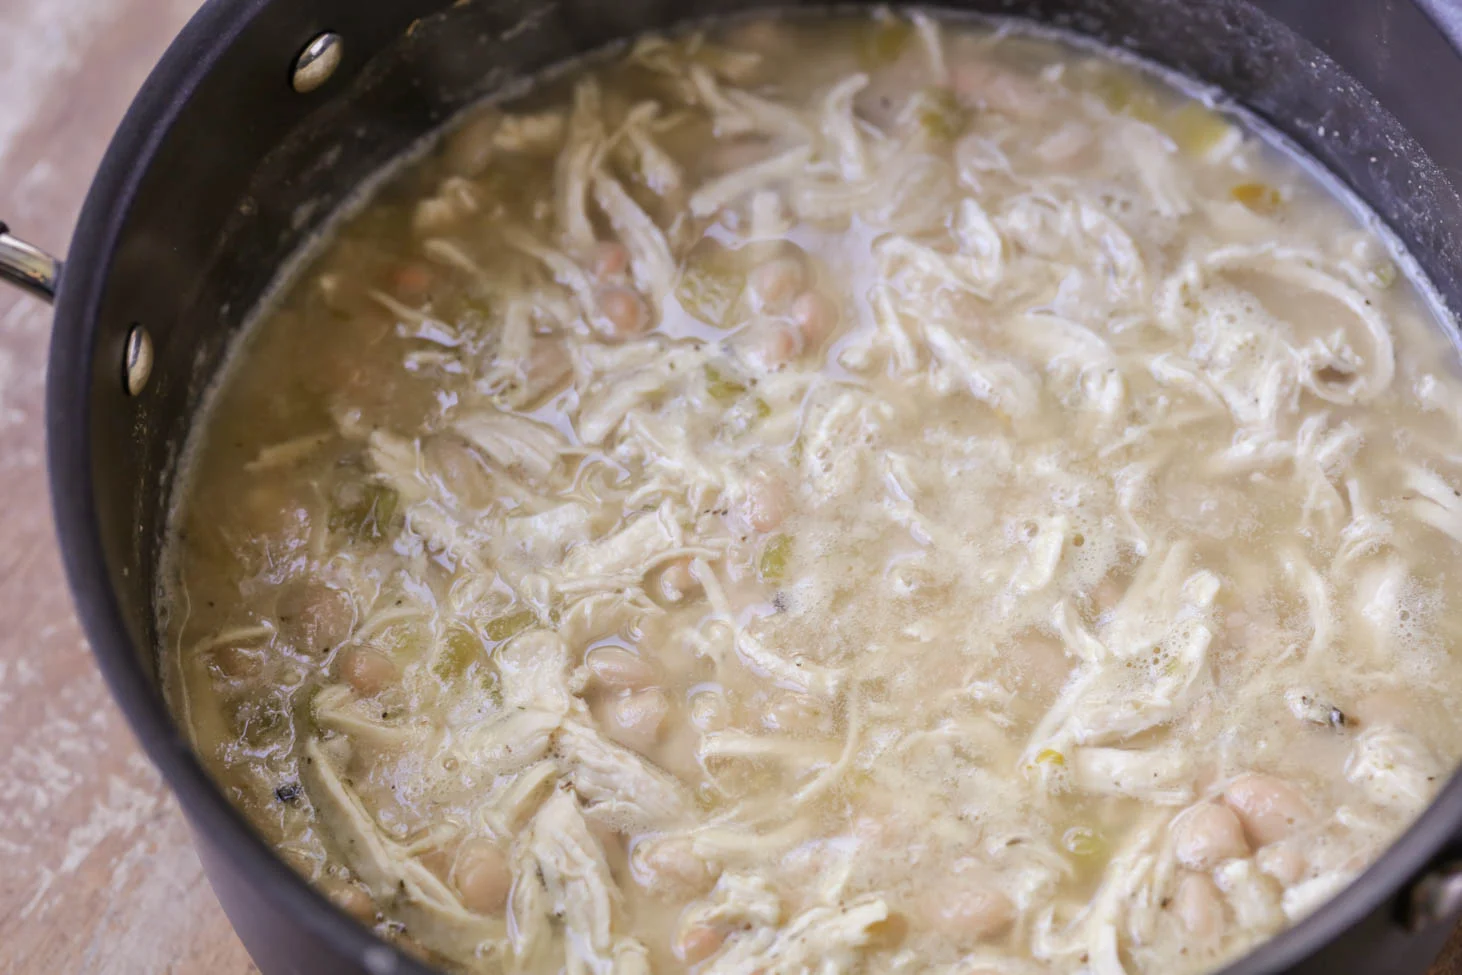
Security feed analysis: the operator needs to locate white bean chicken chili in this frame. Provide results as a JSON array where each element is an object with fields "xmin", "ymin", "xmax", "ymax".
[{"xmin": 164, "ymin": 11, "xmax": 1462, "ymax": 974}]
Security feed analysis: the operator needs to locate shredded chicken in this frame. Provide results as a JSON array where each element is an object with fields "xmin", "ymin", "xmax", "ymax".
[{"xmin": 168, "ymin": 13, "xmax": 1462, "ymax": 975}]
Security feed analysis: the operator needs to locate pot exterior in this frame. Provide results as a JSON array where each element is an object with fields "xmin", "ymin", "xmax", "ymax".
[
  {"xmin": 43, "ymin": 1, "xmax": 1462, "ymax": 973},
  {"xmin": 192, "ymin": 825, "xmax": 388, "ymax": 975}
]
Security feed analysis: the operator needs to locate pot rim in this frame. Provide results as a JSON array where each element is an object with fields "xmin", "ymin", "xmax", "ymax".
[
  {"xmin": 42, "ymin": 1, "xmax": 1462, "ymax": 973},
  {"xmin": 44, "ymin": 0, "xmax": 440, "ymax": 971}
]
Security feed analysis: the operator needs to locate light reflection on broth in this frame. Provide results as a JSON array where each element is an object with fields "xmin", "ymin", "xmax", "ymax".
[{"xmin": 164, "ymin": 11, "xmax": 1462, "ymax": 973}]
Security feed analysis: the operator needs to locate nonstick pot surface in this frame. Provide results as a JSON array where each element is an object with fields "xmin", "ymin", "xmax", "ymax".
[{"xmin": 43, "ymin": 1, "xmax": 1462, "ymax": 973}]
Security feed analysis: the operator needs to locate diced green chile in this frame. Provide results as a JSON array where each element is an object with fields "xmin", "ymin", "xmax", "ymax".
[
  {"xmin": 434, "ymin": 626, "xmax": 487, "ymax": 680},
  {"xmin": 705, "ymin": 364, "xmax": 749, "ymax": 402},
  {"xmin": 330, "ymin": 483, "xmax": 400, "ymax": 541},
  {"xmin": 485, "ymin": 609, "xmax": 537, "ymax": 643},
  {"xmin": 676, "ymin": 239, "xmax": 750, "ymax": 328},
  {"xmin": 759, "ymin": 534, "xmax": 792, "ymax": 580},
  {"xmin": 855, "ymin": 18, "xmax": 913, "ymax": 67},
  {"xmin": 675, "ymin": 239, "xmax": 811, "ymax": 329}
]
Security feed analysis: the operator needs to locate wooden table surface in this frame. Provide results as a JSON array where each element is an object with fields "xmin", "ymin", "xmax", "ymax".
[
  {"xmin": 0, "ymin": 0, "xmax": 256, "ymax": 971},
  {"xmin": 1, "ymin": 1, "xmax": 1461, "ymax": 973}
]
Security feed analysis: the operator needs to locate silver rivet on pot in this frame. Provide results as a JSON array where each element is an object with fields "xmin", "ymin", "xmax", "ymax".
[
  {"xmin": 124, "ymin": 324, "xmax": 153, "ymax": 396},
  {"xmin": 292, "ymin": 32, "xmax": 343, "ymax": 94},
  {"xmin": 1406, "ymin": 861, "xmax": 1462, "ymax": 932}
]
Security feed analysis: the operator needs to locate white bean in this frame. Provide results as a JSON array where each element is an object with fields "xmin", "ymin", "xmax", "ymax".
[
  {"xmin": 594, "ymin": 285, "xmax": 649, "ymax": 342},
  {"xmin": 748, "ymin": 257, "xmax": 806, "ymax": 312},
  {"xmin": 1173, "ymin": 803, "xmax": 1250, "ymax": 870},
  {"xmin": 323, "ymin": 877, "xmax": 377, "ymax": 924},
  {"xmin": 790, "ymin": 291, "xmax": 838, "ymax": 348},
  {"xmin": 425, "ymin": 437, "xmax": 495, "ymax": 510},
  {"xmin": 584, "ymin": 646, "xmax": 657, "ymax": 689},
  {"xmin": 1257, "ymin": 843, "xmax": 1308, "ymax": 887},
  {"xmin": 1224, "ymin": 774, "xmax": 1314, "ymax": 846},
  {"xmin": 742, "ymin": 473, "xmax": 789, "ymax": 533},
  {"xmin": 590, "ymin": 240, "xmax": 630, "ymax": 279},
  {"xmin": 277, "ymin": 582, "xmax": 354, "ymax": 654},
  {"xmin": 337, "ymin": 647, "xmax": 398, "ymax": 697},
  {"xmin": 746, "ymin": 323, "xmax": 803, "ymax": 370},
  {"xmin": 519, "ymin": 339, "xmax": 572, "ymax": 402},
  {"xmin": 605, "ymin": 688, "xmax": 669, "ymax": 753},
  {"xmin": 633, "ymin": 836, "xmax": 718, "ymax": 896},
  {"xmin": 1173, "ymin": 872, "xmax": 1225, "ymax": 940},
  {"xmin": 452, "ymin": 839, "xmax": 511, "ymax": 915},
  {"xmin": 675, "ymin": 923, "xmax": 724, "ymax": 964},
  {"xmin": 929, "ymin": 884, "xmax": 1015, "ymax": 942}
]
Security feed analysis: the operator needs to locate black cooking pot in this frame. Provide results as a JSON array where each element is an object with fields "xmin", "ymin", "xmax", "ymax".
[{"xmin": 6, "ymin": 0, "xmax": 1462, "ymax": 972}]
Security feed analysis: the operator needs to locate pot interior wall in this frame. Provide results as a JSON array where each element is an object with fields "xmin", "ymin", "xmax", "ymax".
[{"xmin": 69, "ymin": 0, "xmax": 1462, "ymax": 971}]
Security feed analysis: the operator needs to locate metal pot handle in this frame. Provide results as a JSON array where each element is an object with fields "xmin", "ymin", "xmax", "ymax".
[{"xmin": 0, "ymin": 221, "xmax": 62, "ymax": 304}]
